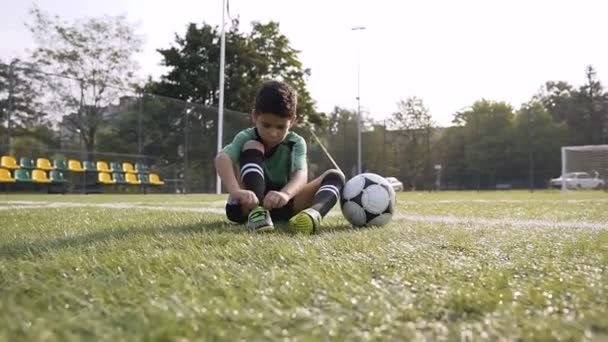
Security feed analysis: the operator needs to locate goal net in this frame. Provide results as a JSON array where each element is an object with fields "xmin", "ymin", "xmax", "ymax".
[{"xmin": 559, "ymin": 145, "xmax": 608, "ymax": 191}]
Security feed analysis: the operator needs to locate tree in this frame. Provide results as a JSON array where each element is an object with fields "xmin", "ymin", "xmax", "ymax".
[
  {"xmin": 453, "ymin": 100, "xmax": 515, "ymax": 189},
  {"xmin": 27, "ymin": 6, "xmax": 143, "ymax": 155},
  {"xmin": 389, "ymin": 97, "xmax": 434, "ymax": 189},
  {"xmin": 151, "ymin": 20, "xmax": 322, "ymax": 125},
  {"xmin": 0, "ymin": 59, "xmax": 46, "ymax": 149}
]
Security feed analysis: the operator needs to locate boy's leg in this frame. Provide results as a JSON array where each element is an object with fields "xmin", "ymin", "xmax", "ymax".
[
  {"xmin": 225, "ymin": 140, "xmax": 274, "ymax": 231},
  {"xmin": 289, "ymin": 169, "xmax": 345, "ymax": 234}
]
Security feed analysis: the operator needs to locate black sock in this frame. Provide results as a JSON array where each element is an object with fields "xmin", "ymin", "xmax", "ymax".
[
  {"xmin": 240, "ymin": 149, "xmax": 265, "ymax": 203},
  {"xmin": 311, "ymin": 171, "xmax": 345, "ymax": 217}
]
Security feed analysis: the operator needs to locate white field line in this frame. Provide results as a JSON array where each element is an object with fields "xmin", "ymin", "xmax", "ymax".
[{"xmin": 1, "ymin": 201, "xmax": 606, "ymax": 230}]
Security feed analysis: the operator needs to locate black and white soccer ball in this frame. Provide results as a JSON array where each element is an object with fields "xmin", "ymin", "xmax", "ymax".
[{"xmin": 340, "ymin": 173, "xmax": 396, "ymax": 227}]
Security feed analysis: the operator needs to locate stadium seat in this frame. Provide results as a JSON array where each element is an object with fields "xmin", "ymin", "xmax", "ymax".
[
  {"xmin": 1, "ymin": 156, "xmax": 20, "ymax": 170},
  {"xmin": 113, "ymin": 172, "xmax": 127, "ymax": 184},
  {"xmin": 125, "ymin": 173, "xmax": 141, "ymax": 185},
  {"xmin": 49, "ymin": 170, "xmax": 67, "ymax": 183},
  {"xmin": 53, "ymin": 159, "xmax": 68, "ymax": 170},
  {"xmin": 110, "ymin": 162, "xmax": 122, "ymax": 173},
  {"xmin": 68, "ymin": 159, "xmax": 85, "ymax": 172},
  {"xmin": 96, "ymin": 161, "xmax": 111, "ymax": 173},
  {"xmin": 36, "ymin": 158, "xmax": 54, "ymax": 171},
  {"xmin": 20, "ymin": 157, "xmax": 35, "ymax": 169},
  {"xmin": 149, "ymin": 173, "xmax": 165, "ymax": 186},
  {"xmin": 138, "ymin": 173, "xmax": 150, "ymax": 184},
  {"xmin": 98, "ymin": 172, "xmax": 116, "ymax": 185},
  {"xmin": 14, "ymin": 169, "xmax": 33, "ymax": 182},
  {"xmin": 122, "ymin": 162, "xmax": 136, "ymax": 174},
  {"xmin": 83, "ymin": 161, "xmax": 97, "ymax": 172},
  {"xmin": 32, "ymin": 169, "xmax": 52, "ymax": 184},
  {"xmin": 0, "ymin": 168, "xmax": 16, "ymax": 183},
  {"xmin": 135, "ymin": 163, "xmax": 149, "ymax": 174}
]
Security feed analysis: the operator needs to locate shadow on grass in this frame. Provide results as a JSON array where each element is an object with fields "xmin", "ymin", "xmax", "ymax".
[{"xmin": 0, "ymin": 218, "xmax": 353, "ymax": 260}]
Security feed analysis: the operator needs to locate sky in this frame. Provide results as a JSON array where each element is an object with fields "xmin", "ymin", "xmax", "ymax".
[{"xmin": 1, "ymin": 0, "xmax": 608, "ymax": 126}]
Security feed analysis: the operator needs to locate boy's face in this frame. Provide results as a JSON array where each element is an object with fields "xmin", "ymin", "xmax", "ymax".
[{"xmin": 252, "ymin": 112, "xmax": 294, "ymax": 148}]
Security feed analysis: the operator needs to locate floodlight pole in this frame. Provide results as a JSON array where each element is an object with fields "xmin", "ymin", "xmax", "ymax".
[
  {"xmin": 352, "ymin": 26, "xmax": 366, "ymax": 175},
  {"xmin": 216, "ymin": 0, "xmax": 227, "ymax": 194}
]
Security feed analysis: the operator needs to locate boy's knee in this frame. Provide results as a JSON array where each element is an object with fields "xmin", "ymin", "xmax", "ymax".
[
  {"xmin": 242, "ymin": 140, "xmax": 264, "ymax": 152},
  {"xmin": 322, "ymin": 169, "xmax": 345, "ymax": 184}
]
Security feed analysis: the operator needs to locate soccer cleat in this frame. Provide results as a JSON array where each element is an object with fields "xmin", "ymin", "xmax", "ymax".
[
  {"xmin": 288, "ymin": 208, "xmax": 322, "ymax": 235},
  {"xmin": 247, "ymin": 206, "xmax": 274, "ymax": 232}
]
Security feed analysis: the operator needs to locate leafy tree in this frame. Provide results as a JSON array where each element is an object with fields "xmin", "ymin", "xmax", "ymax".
[
  {"xmin": 389, "ymin": 97, "xmax": 434, "ymax": 189},
  {"xmin": 0, "ymin": 59, "xmax": 46, "ymax": 149},
  {"xmin": 453, "ymin": 100, "xmax": 515, "ymax": 189},
  {"xmin": 27, "ymin": 6, "xmax": 143, "ymax": 155}
]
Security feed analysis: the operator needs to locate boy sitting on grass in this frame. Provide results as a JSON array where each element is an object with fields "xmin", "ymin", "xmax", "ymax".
[{"xmin": 214, "ymin": 80, "xmax": 345, "ymax": 234}]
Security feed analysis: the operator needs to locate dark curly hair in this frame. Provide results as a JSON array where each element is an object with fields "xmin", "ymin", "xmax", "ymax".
[{"xmin": 254, "ymin": 80, "xmax": 297, "ymax": 118}]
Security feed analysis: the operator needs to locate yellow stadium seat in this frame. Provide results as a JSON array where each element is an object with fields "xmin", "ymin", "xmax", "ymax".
[
  {"xmin": 36, "ymin": 158, "xmax": 54, "ymax": 171},
  {"xmin": 32, "ymin": 169, "xmax": 52, "ymax": 184},
  {"xmin": 98, "ymin": 172, "xmax": 116, "ymax": 185},
  {"xmin": 68, "ymin": 159, "xmax": 85, "ymax": 172},
  {"xmin": 0, "ymin": 168, "xmax": 16, "ymax": 183},
  {"xmin": 125, "ymin": 173, "xmax": 141, "ymax": 185},
  {"xmin": 149, "ymin": 173, "xmax": 165, "ymax": 186},
  {"xmin": 96, "ymin": 161, "xmax": 111, "ymax": 173},
  {"xmin": 1, "ymin": 156, "xmax": 20, "ymax": 170},
  {"xmin": 122, "ymin": 162, "xmax": 136, "ymax": 174}
]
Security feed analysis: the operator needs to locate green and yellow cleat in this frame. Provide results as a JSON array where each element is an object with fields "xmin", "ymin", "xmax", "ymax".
[
  {"xmin": 288, "ymin": 208, "xmax": 322, "ymax": 235},
  {"xmin": 247, "ymin": 206, "xmax": 275, "ymax": 232}
]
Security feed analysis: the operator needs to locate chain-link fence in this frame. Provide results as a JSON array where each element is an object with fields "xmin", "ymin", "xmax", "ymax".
[{"xmin": 1, "ymin": 61, "xmax": 575, "ymax": 193}]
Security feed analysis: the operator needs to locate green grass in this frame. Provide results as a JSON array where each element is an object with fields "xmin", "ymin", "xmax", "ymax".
[{"xmin": 1, "ymin": 191, "xmax": 607, "ymax": 340}]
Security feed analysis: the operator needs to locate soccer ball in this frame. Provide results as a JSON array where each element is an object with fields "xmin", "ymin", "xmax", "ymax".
[{"xmin": 340, "ymin": 173, "xmax": 396, "ymax": 227}]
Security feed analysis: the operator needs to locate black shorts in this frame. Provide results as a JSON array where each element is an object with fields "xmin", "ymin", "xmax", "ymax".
[{"xmin": 225, "ymin": 184, "xmax": 297, "ymax": 223}]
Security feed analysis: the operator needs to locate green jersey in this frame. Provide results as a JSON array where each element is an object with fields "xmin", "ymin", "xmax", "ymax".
[{"xmin": 223, "ymin": 128, "xmax": 307, "ymax": 187}]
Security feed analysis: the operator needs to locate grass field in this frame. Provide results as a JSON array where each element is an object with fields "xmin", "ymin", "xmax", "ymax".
[{"xmin": 1, "ymin": 191, "xmax": 607, "ymax": 340}]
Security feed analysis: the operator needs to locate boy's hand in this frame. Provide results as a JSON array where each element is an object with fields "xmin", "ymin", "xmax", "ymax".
[
  {"xmin": 263, "ymin": 191, "xmax": 290, "ymax": 209},
  {"xmin": 231, "ymin": 189, "xmax": 259, "ymax": 208}
]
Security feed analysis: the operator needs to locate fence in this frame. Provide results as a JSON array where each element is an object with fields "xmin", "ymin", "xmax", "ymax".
[{"xmin": 1, "ymin": 61, "xmax": 576, "ymax": 192}]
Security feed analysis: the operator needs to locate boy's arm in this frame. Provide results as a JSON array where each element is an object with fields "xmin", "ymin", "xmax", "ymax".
[
  {"xmin": 280, "ymin": 169, "xmax": 308, "ymax": 199},
  {"xmin": 214, "ymin": 151, "xmax": 241, "ymax": 195}
]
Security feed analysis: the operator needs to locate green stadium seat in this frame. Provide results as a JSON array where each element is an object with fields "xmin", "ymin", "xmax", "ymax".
[
  {"xmin": 20, "ymin": 157, "xmax": 35, "ymax": 169},
  {"xmin": 32, "ymin": 169, "xmax": 52, "ymax": 184},
  {"xmin": 110, "ymin": 162, "xmax": 122, "ymax": 173},
  {"xmin": 36, "ymin": 158, "xmax": 54, "ymax": 171},
  {"xmin": 14, "ymin": 169, "xmax": 33, "ymax": 182},
  {"xmin": 1, "ymin": 156, "xmax": 20, "ymax": 170},
  {"xmin": 49, "ymin": 170, "xmax": 67, "ymax": 183},
  {"xmin": 83, "ymin": 161, "xmax": 97, "ymax": 172},
  {"xmin": 113, "ymin": 172, "xmax": 127, "ymax": 184},
  {"xmin": 53, "ymin": 159, "xmax": 68, "ymax": 170},
  {"xmin": 0, "ymin": 168, "xmax": 16, "ymax": 183},
  {"xmin": 68, "ymin": 159, "xmax": 85, "ymax": 172},
  {"xmin": 138, "ymin": 173, "xmax": 150, "ymax": 185},
  {"xmin": 135, "ymin": 163, "xmax": 149, "ymax": 174}
]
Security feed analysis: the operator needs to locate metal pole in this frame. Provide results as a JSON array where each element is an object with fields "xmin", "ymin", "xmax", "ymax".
[
  {"xmin": 7, "ymin": 61, "xmax": 16, "ymax": 152},
  {"xmin": 352, "ymin": 26, "xmax": 365, "ymax": 174},
  {"xmin": 216, "ymin": 0, "xmax": 227, "ymax": 194}
]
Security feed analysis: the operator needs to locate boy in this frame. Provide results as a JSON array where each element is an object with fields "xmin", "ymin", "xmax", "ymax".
[{"xmin": 214, "ymin": 80, "xmax": 345, "ymax": 234}]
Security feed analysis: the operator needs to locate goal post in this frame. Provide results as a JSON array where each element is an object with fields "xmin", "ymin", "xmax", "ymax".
[{"xmin": 559, "ymin": 144, "xmax": 608, "ymax": 192}]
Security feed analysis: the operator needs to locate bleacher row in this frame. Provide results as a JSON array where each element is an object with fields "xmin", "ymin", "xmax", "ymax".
[{"xmin": 0, "ymin": 155, "xmax": 165, "ymax": 192}]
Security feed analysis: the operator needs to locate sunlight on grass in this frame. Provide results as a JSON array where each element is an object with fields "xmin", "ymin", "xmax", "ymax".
[{"xmin": 0, "ymin": 191, "xmax": 607, "ymax": 340}]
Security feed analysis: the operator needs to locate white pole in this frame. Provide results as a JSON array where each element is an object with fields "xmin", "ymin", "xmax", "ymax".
[
  {"xmin": 216, "ymin": 0, "xmax": 227, "ymax": 194},
  {"xmin": 351, "ymin": 26, "xmax": 365, "ymax": 174},
  {"xmin": 561, "ymin": 146, "xmax": 566, "ymax": 193}
]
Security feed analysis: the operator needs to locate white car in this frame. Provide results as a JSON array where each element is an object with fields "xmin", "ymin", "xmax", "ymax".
[
  {"xmin": 385, "ymin": 177, "xmax": 404, "ymax": 192},
  {"xmin": 549, "ymin": 172, "xmax": 605, "ymax": 190}
]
